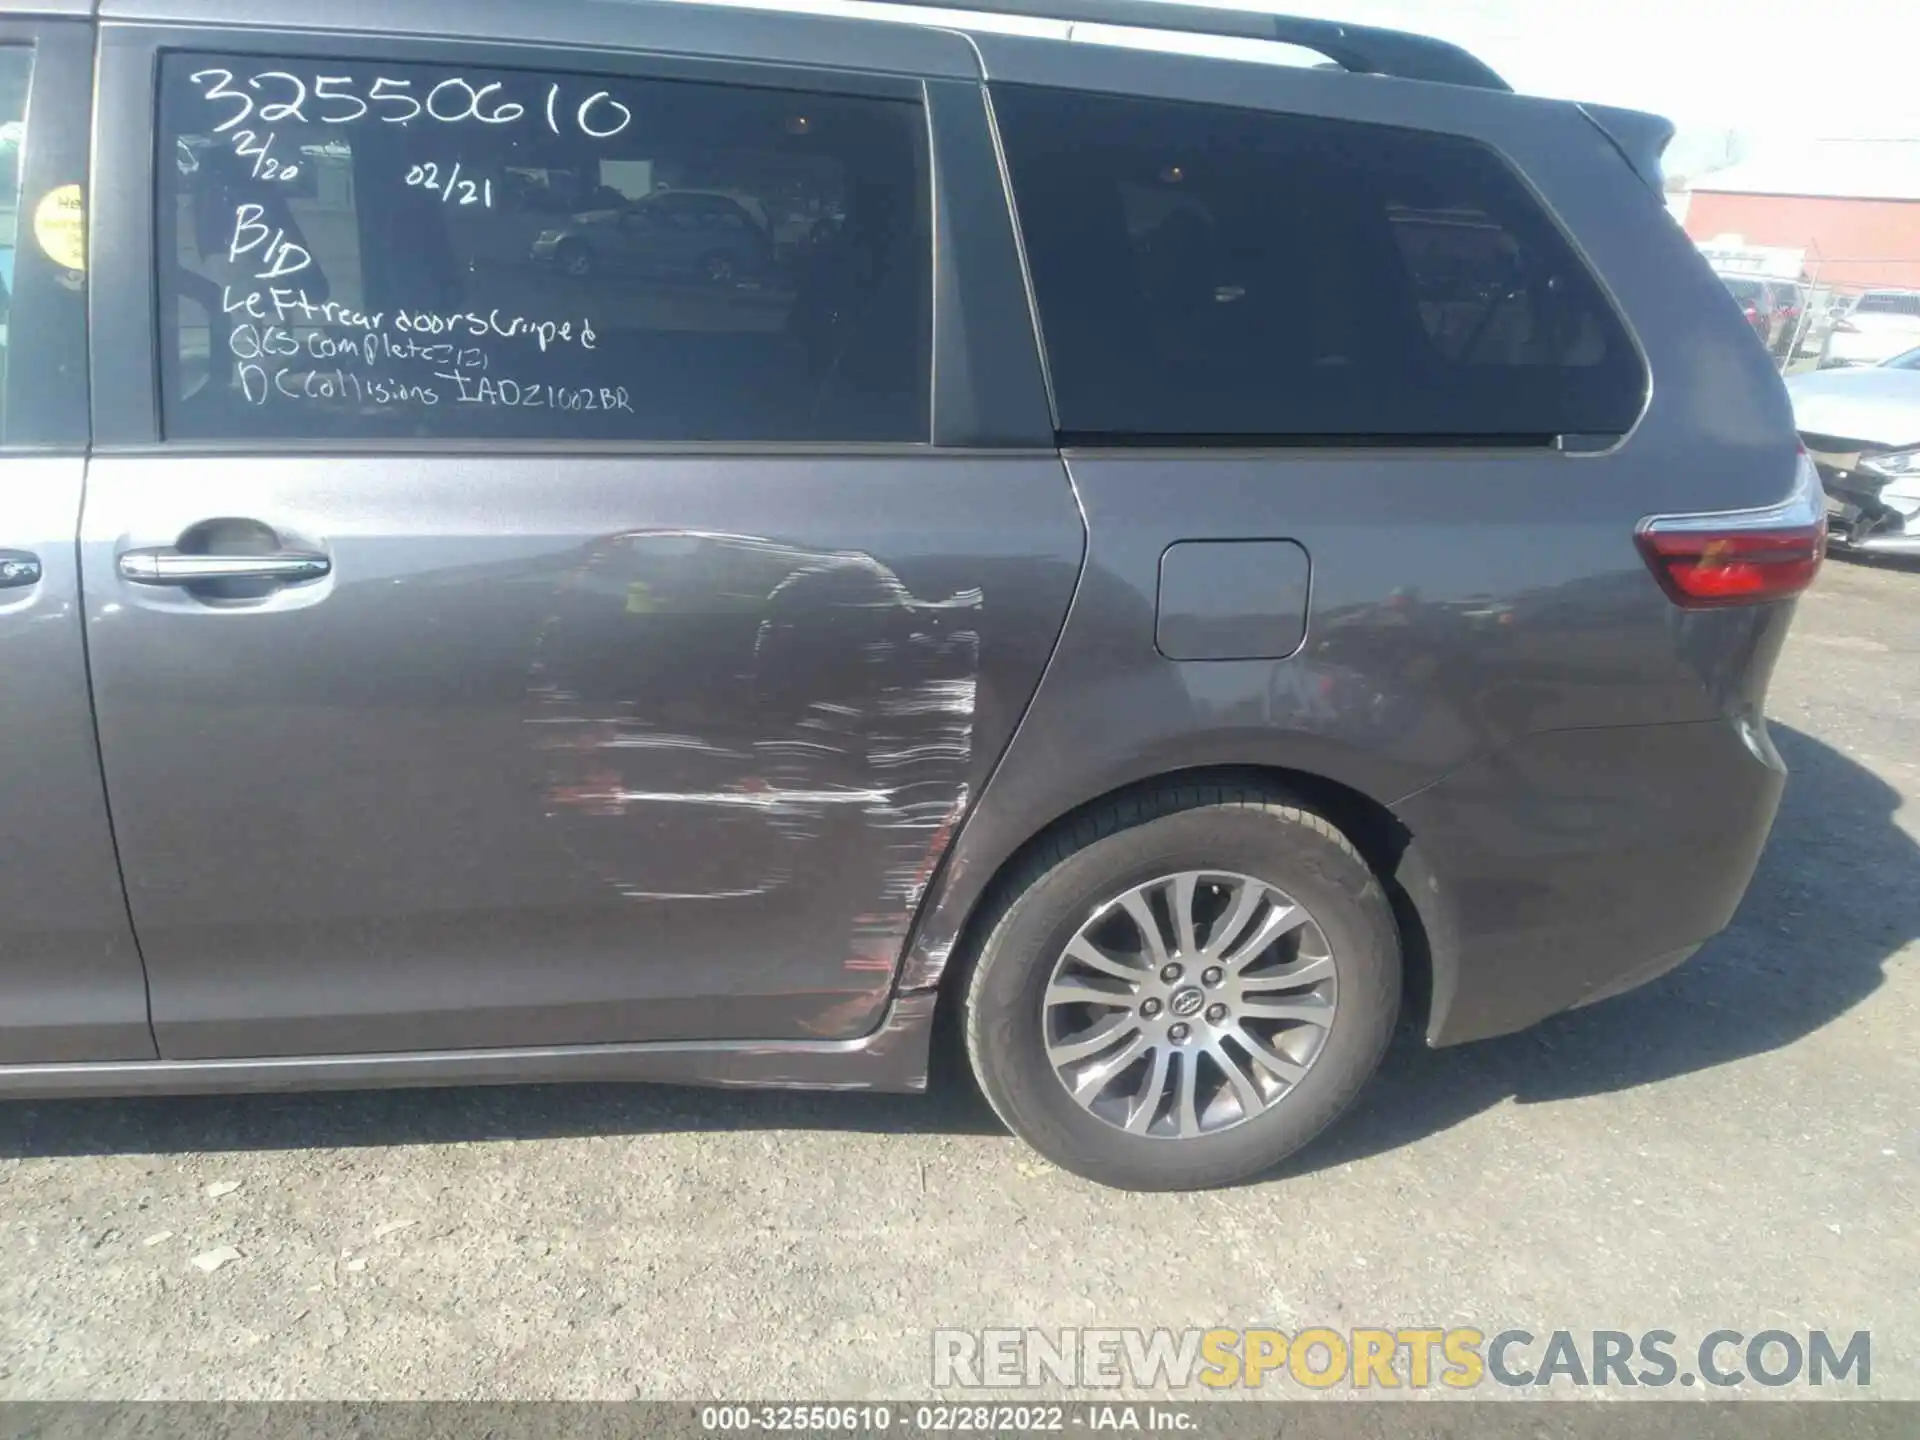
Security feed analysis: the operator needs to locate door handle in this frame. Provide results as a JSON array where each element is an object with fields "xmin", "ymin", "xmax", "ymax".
[
  {"xmin": 117, "ymin": 548, "xmax": 331, "ymax": 587},
  {"xmin": 0, "ymin": 550, "xmax": 42, "ymax": 589}
]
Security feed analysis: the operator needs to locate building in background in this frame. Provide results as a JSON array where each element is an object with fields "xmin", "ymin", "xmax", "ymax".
[
  {"xmin": 1682, "ymin": 138, "xmax": 1920, "ymax": 291},
  {"xmin": 1664, "ymin": 182, "xmax": 1691, "ymax": 227}
]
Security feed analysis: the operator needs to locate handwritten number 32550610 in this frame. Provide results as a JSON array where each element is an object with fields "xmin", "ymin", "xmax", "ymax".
[{"xmin": 189, "ymin": 69, "xmax": 635, "ymax": 140}]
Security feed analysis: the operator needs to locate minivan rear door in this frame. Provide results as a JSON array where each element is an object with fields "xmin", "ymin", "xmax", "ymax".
[{"xmin": 80, "ymin": 16, "xmax": 1075, "ymax": 1060}]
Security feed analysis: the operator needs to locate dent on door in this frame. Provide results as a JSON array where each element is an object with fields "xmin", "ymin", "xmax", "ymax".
[
  {"xmin": 82, "ymin": 456, "xmax": 1081, "ymax": 1057},
  {"xmin": 529, "ymin": 530, "xmax": 983, "ymax": 969}
]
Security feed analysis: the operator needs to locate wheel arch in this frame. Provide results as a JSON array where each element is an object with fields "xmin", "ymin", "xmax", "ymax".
[{"xmin": 916, "ymin": 763, "xmax": 1456, "ymax": 1050}]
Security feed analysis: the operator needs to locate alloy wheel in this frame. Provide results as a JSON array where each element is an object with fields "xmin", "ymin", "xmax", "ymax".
[{"xmin": 1041, "ymin": 870, "xmax": 1338, "ymax": 1139}]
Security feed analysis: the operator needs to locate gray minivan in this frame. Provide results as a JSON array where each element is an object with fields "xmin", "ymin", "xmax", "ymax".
[{"xmin": 0, "ymin": 0, "xmax": 1821, "ymax": 1189}]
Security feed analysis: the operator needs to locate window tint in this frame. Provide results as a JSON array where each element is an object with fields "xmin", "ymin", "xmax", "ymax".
[
  {"xmin": 993, "ymin": 86, "xmax": 1645, "ymax": 443},
  {"xmin": 160, "ymin": 55, "xmax": 930, "ymax": 442},
  {"xmin": 1721, "ymin": 278, "xmax": 1766, "ymax": 303},
  {"xmin": 0, "ymin": 47, "xmax": 33, "ymax": 438}
]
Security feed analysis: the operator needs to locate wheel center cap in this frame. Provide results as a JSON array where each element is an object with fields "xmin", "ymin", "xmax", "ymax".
[{"xmin": 1169, "ymin": 986, "xmax": 1205, "ymax": 1018}]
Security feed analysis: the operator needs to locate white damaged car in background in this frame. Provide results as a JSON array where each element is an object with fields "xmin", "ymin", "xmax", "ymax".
[{"xmin": 1788, "ymin": 346, "xmax": 1920, "ymax": 557}]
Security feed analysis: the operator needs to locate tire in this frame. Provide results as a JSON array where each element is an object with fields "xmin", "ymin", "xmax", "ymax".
[
  {"xmin": 555, "ymin": 241, "xmax": 595, "ymax": 279},
  {"xmin": 963, "ymin": 786, "xmax": 1400, "ymax": 1191}
]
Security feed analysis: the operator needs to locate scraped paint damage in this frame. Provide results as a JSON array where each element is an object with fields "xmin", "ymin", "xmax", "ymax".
[{"xmin": 526, "ymin": 532, "xmax": 980, "ymax": 1013}]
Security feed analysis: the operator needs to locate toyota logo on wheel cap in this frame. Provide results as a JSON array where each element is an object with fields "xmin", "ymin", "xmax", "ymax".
[{"xmin": 1170, "ymin": 987, "xmax": 1205, "ymax": 1018}]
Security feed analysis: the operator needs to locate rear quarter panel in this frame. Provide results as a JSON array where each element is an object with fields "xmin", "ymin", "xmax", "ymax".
[{"xmin": 900, "ymin": 48, "xmax": 1801, "ymax": 1039}]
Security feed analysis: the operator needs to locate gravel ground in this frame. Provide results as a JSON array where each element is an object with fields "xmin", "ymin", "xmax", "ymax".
[{"xmin": 1, "ymin": 556, "xmax": 1915, "ymax": 1402}]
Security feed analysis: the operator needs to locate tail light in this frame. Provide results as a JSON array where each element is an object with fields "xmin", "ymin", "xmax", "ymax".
[{"xmin": 1635, "ymin": 450, "xmax": 1826, "ymax": 607}]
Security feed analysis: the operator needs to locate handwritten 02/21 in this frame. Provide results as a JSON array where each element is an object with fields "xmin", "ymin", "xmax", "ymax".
[
  {"xmin": 187, "ymin": 67, "xmax": 635, "ymax": 140},
  {"xmin": 405, "ymin": 161, "xmax": 493, "ymax": 208}
]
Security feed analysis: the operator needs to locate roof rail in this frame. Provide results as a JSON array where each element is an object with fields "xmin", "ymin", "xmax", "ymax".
[{"xmin": 882, "ymin": 0, "xmax": 1512, "ymax": 91}]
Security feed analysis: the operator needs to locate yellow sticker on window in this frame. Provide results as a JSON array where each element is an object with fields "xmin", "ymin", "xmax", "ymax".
[{"xmin": 33, "ymin": 183, "xmax": 85, "ymax": 273}]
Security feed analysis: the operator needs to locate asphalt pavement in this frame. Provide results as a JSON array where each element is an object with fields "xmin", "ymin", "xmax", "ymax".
[{"xmin": 2, "ymin": 555, "xmax": 1915, "ymax": 1401}]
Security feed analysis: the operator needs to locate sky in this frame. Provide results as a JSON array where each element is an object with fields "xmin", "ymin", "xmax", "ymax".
[{"xmin": 1182, "ymin": 0, "xmax": 1918, "ymax": 167}]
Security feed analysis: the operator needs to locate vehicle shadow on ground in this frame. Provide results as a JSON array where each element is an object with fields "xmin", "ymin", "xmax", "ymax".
[
  {"xmin": 1, "ymin": 724, "xmax": 1911, "ymax": 1168},
  {"xmin": 0, "ymin": 1059, "xmax": 1005, "ymax": 1160}
]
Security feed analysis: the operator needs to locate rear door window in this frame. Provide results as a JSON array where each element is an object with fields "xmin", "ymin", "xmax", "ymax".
[
  {"xmin": 158, "ymin": 54, "xmax": 931, "ymax": 442},
  {"xmin": 992, "ymin": 85, "xmax": 1647, "ymax": 444}
]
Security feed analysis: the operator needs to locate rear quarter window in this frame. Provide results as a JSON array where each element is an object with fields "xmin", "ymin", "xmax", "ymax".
[{"xmin": 992, "ymin": 85, "xmax": 1647, "ymax": 444}]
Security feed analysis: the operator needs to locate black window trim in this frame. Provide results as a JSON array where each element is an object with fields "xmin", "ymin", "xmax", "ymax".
[
  {"xmin": 1056, "ymin": 430, "xmax": 1560, "ymax": 451},
  {"xmin": 986, "ymin": 80, "xmax": 1652, "ymax": 454},
  {"xmin": 92, "ymin": 23, "xmax": 1052, "ymax": 453}
]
